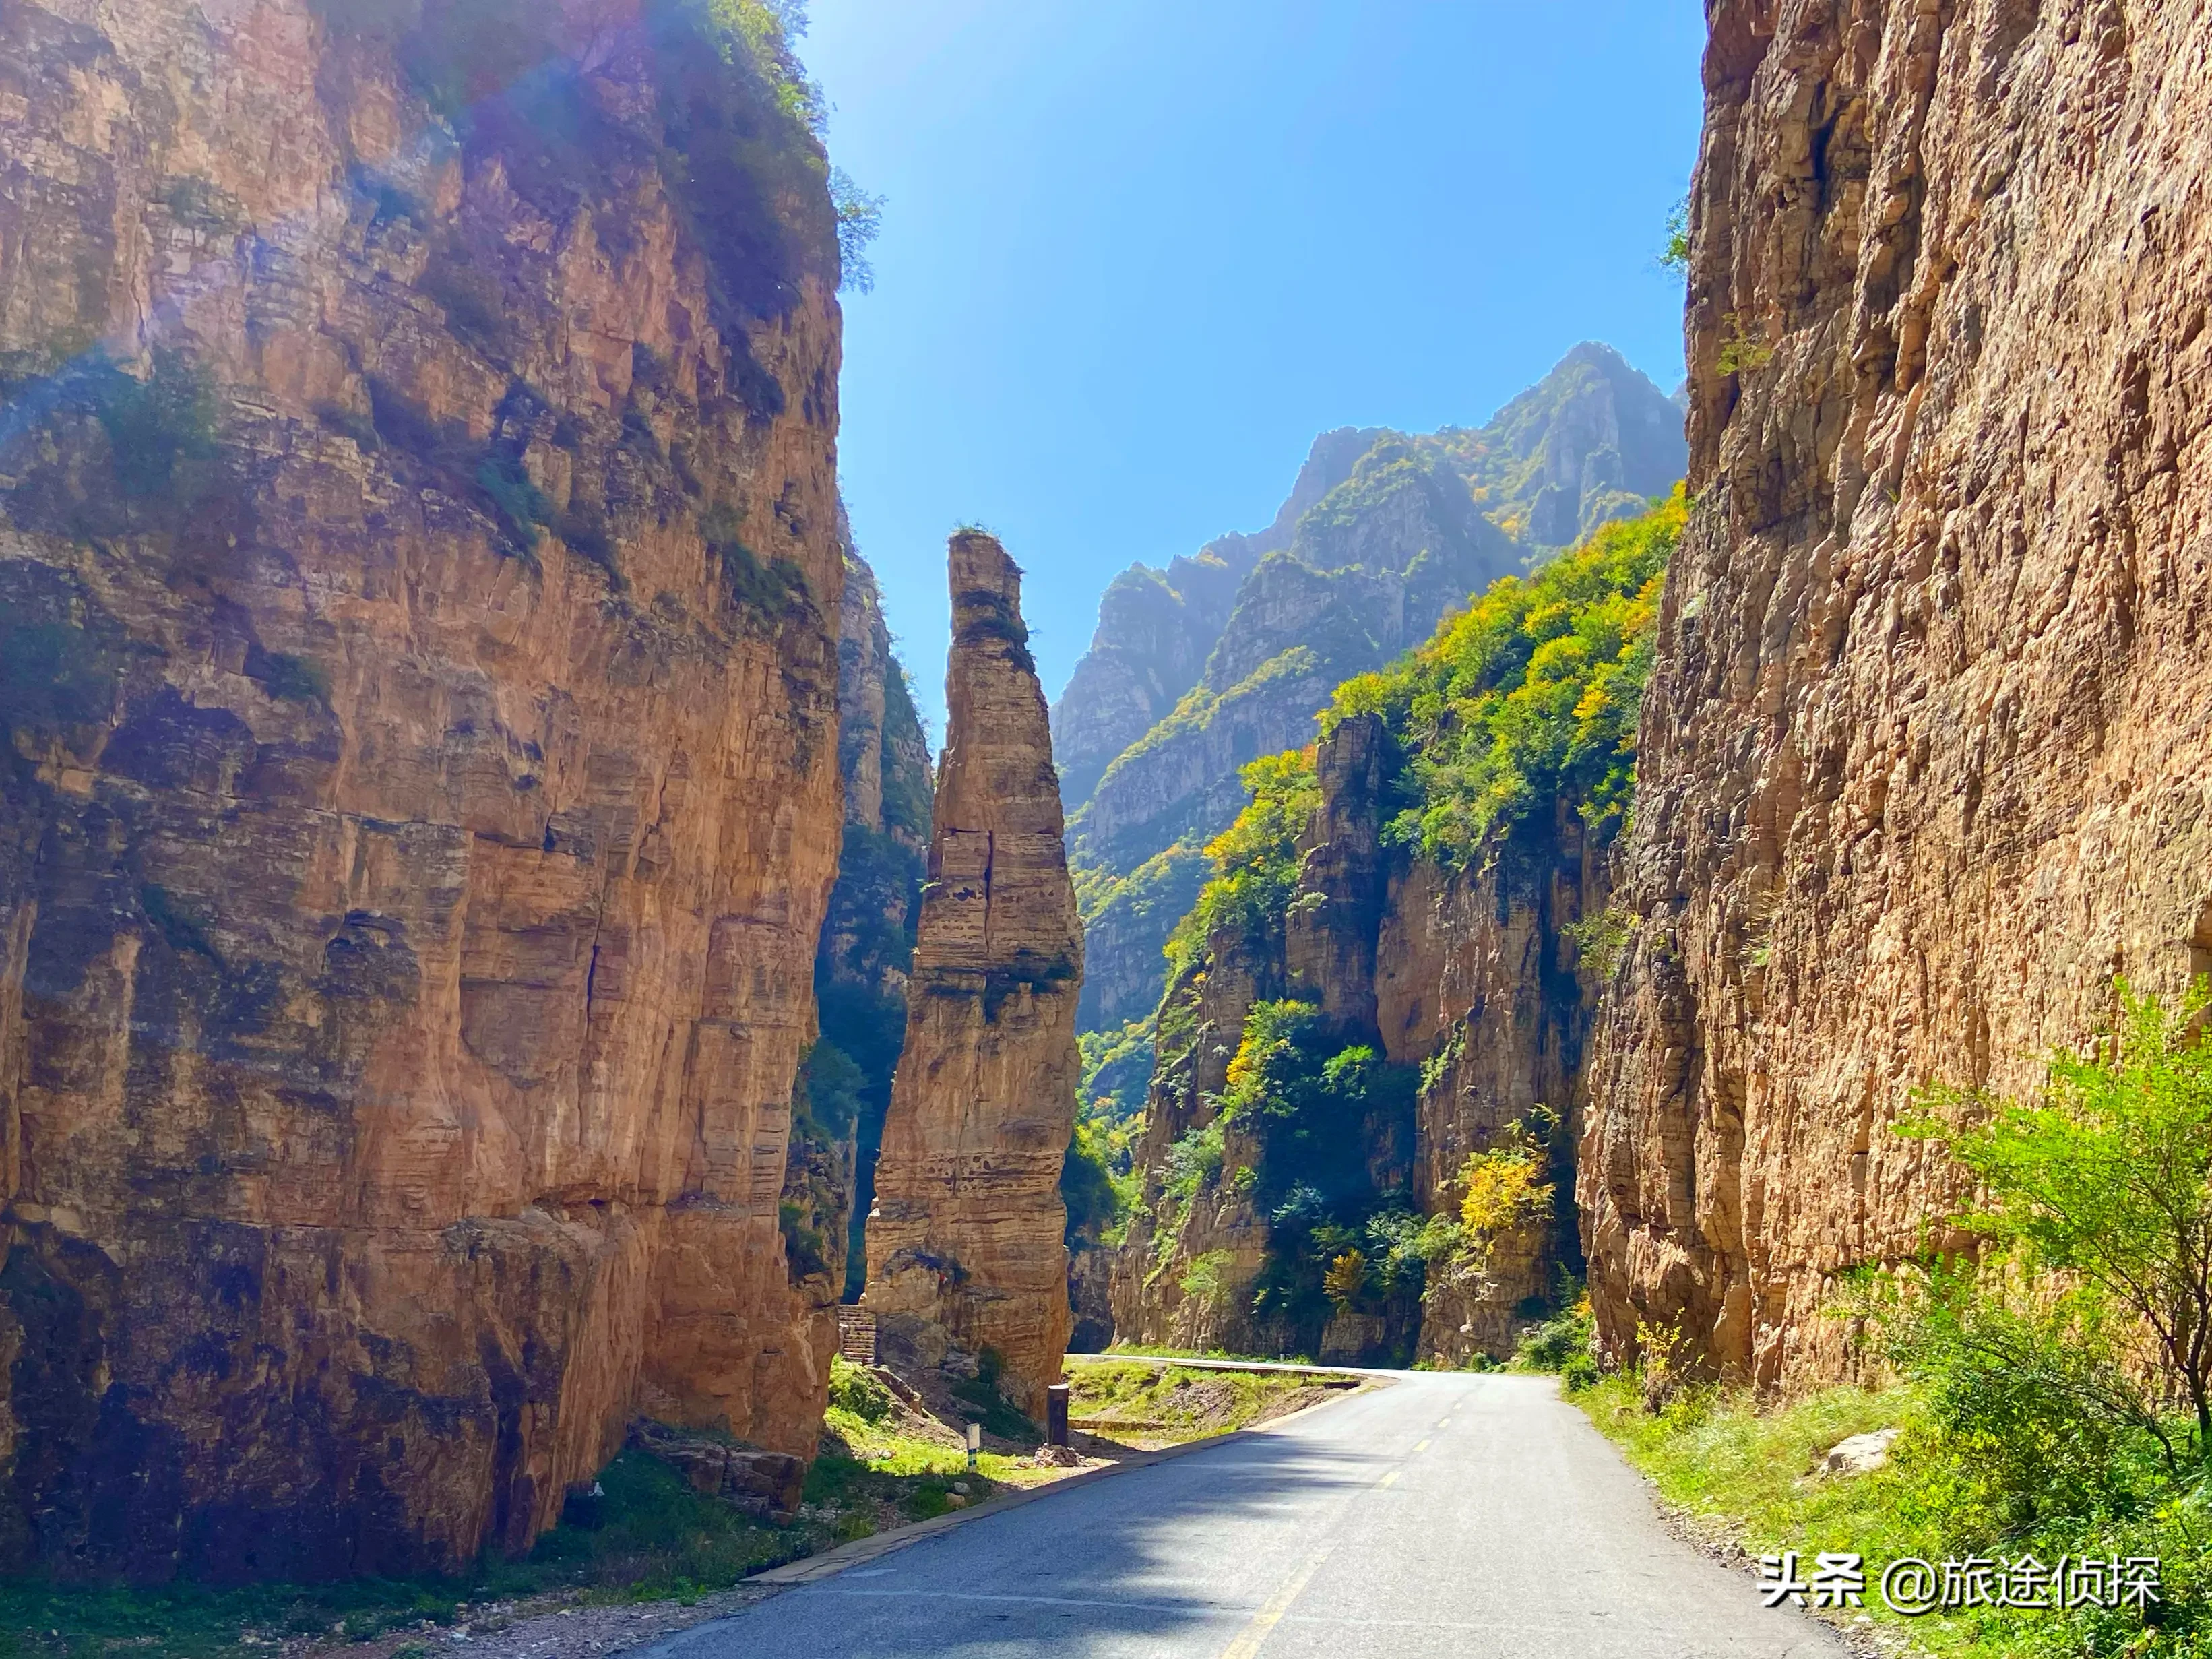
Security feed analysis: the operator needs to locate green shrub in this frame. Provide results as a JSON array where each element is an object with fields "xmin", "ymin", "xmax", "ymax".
[
  {"xmin": 830, "ymin": 165, "xmax": 883, "ymax": 294},
  {"xmin": 1901, "ymin": 977, "xmax": 2212, "ymax": 1458},
  {"xmin": 827, "ymin": 1355, "xmax": 893, "ymax": 1424},
  {"xmin": 1578, "ymin": 982, "xmax": 2212, "ymax": 1658},
  {"xmin": 1061, "ymin": 1121, "xmax": 1125, "ymax": 1246},
  {"xmin": 1078, "ymin": 1017, "xmax": 1158, "ymax": 1128},
  {"xmin": 1199, "ymin": 999, "xmax": 1420, "ymax": 1346},
  {"xmin": 91, "ymin": 350, "xmax": 218, "ymax": 500},
  {"xmin": 250, "ymin": 649, "xmax": 331, "ymax": 706},
  {"xmin": 703, "ymin": 501, "xmax": 807, "ymax": 619},
  {"xmin": 1715, "ymin": 313, "xmax": 1774, "ymax": 375},
  {"xmin": 1514, "ymin": 1290, "xmax": 1593, "ymax": 1374},
  {"xmin": 1885, "ymin": 1268, "xmax": 2169, "ymax": 1532},
  {"xmin": 1658, "ymin": 195, "xmax": 1690, "ymax": 274},
  {"xmin": 1320, "ymin": 488, "xmax": 1684, "ymax": 865},
  {"xmin": 1162, "ymin": 749, "xmax": 1318, "ymax": 982},
  {"xmin": 1180, "ymin": 1250, "xmax": 1236, "ymax": 1304},
  {"xmin": 1162, "ymin": 1119, "xmax": 1224, "ymax": 1202},
  {"xmin": 474, "ymin": 456, "xmax": 551, "ymax": 549}
]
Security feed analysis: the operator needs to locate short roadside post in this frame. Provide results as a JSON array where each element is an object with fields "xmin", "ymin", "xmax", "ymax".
[
  {"xmin": 1047, "ymin": 1383, "xmax": 1071, "ymax": 1448},
  {"xmin": 966, "ymin": 1419, "xmax": 980, "ymax": 1472}
]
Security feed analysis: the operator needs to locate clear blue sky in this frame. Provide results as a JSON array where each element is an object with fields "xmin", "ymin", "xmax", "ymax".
[{"xmin": 798, "ymin": 1, "xmax": 1707, "ymax": 738}]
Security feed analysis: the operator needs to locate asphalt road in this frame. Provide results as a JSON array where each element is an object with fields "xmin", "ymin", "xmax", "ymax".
[{"xmin": 646, "ymin": 1371, "xmax": 1846, "ymax": 1659}]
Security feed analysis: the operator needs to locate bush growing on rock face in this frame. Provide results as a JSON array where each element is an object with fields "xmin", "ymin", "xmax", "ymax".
[
  {"xmin": 1322, "ymin": 484, "xmax": 1684, "ymax": 865},
  {"xmin": 1162, "ymin": 1118, "xmax": 1226, "ymax": 1201},
  {"xmin": 1199, "ymin": 999, "xmax": 1420, "ymax": 1345},
  {"xmin": 1162, "ymin": 749, "xmax": 1319, "ymax": 984},
  {"xmin": 1061, "ymin": 1121, "xmax": 1125, "ymax": 1246},
  {"xmin": 1456, "ymin": 1124, "xmax": 1554, "ymax": 1245},
  {"xmin": 1179, "ymin": 1249, "xmax": 1236, "ymax": 1305},
  {"xmin": 1513, "ymin": 1282, "xmax": 1595, "ymax": 1387}
]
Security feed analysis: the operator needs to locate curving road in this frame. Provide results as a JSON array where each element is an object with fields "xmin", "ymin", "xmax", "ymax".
[{"xmin": 645, "ymin": 1371, "xmax": 1845, "ymax": 1659}]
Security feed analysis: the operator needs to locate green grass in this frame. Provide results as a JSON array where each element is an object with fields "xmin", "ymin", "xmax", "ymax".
[
  {"xmin": 0, "ymin": 1575, "xmax": 464, "ymax": 1659},
  {"xmin": 1067, "ymin": 1360, "xmax": 1354, "ymax": 1443},
  {"xmin": 1577, "ymin": 1377, "xmax": 2206, "ymax": 1657},
  {"xmin": 808, "ymin": 1406, "xmax": 1019, "ymax": 1528},
  {"xmin": 1, "ymin": 1402, "xmax": 1043, "ymax": 1659}
]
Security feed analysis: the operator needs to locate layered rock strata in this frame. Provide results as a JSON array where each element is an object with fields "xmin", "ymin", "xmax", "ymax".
[
  {"xmin": 1582, "ymin": 0, "xmax": 2212, "ymax": 1385},
  {"xmin": 780, "ymin": 546, "xmax": 933, "ymax": 1309},
  {"xmin": 1112, "ymin": 718, "xmax": 1602, "ymax": 1364},
  {"xmin": 862, "ymin": 534, "xmax": 1083, "ymax": 1417},
  {"xmin": 0, "ymin": 0, "xmax": 847, "ymax": 1580}
]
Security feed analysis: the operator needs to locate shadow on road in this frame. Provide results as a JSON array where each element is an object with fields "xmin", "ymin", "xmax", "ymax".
[{"xmin": 656, "ymin": 1421, "xmax": 1392, "ymax": 1656}]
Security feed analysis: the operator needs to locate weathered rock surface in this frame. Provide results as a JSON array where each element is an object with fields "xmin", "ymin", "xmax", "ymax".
[
  {"xmin": 1112, "ymin": 718, "xmax": 1604, "ymax": 1365},
  {"xmin": 1064, "ymin": 346, "xmax": 1685, "ymax": 1053},
  {"xmin": 626, "ymin": 1420, "xmax": 804, "ymax": 1523},
  {"xmin": 862, "ymin": 534, "xmax": 1082, "ymax": 1418},
  {"xmin": 1383, "ymin": 807, "xmax": 1604, "ymax": 1367},
  {"xmin": 1821, "ymin": 1427, "xmax": 1901, "ymax": 1479},
  {"xmin": 0, "ymin": 0, "xmax": 848, "ymax": 1580},
  {"xmin": 831, "ymin": 546, "xmax": 933, "ymax": 869},
  {"xmin": 1581, "ymin": 0, "xmax": 2212, "ymax": 1387}
]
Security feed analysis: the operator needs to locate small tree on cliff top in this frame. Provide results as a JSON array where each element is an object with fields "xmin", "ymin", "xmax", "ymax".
[{"xmin": 1901, "ymin": 978, "xmax": 2212, "ymax": 1458}]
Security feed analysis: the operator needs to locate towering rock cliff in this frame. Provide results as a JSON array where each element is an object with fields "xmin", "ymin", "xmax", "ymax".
[
  {"xmin": 782, "ymin": 546, "xmax": 933, "ymax": 1307},
  {"xmin": 1063, "ymin": 346, "xmax": 1686, "ymax": 1092},
  {"xmin": 0, "ymin": 0, "xmax": 849, "ymax": 1580},
  {"xmin": 862, "ymin": 533, "xmax": 1083, "ymax": 1418},
  {"xmin": 1581, "ymin": 0, "xmax": 2212, "ymax": 1387},
  {"xmin": 1115, "ymin": 499, "xmax": 1684, "ymax": 1365}
]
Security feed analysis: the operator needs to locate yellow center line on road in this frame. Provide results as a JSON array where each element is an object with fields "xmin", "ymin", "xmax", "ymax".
[
  {"xmin": 1377, "ymin": 1468, "xmax": 1401, "ymax": 1488},
  {"xmin": 1218, "ymin": 1548, "xmax": 1333, "ymax": 1659},
  {"xmin": 1413, "ymin": 1438, "xmax": 1430, "ymax": 1452}
]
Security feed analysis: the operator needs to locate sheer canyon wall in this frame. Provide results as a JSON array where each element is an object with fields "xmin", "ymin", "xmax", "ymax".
[
  {"xmin": 0, "ymin": 0, "xmax": 848, "ymax": 1579},
  {"xmin": 1582, "ymin": 0, "xmax": 2212, "ymax": 1385},
  {"xmin": 1113, "ymin": 714, "xmax": 1603, "ymax": 1367}
]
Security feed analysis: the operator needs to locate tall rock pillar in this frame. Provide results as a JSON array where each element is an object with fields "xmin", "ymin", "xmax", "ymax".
[{"xmin": 862, "ymin": 532, "xmax": 1083, "ymax": 1417}]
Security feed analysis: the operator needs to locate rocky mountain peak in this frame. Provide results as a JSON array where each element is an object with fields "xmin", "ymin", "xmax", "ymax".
[{"xmin": 1057, "ymin": 344, "xmax": 1686, "ymax": 1048}]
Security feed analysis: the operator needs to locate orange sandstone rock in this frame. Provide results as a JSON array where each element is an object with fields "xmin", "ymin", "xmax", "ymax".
[
  {"xmin": 1581, "ymin": 0, "xmax": 2212, "ymax": 1388},
  {"xmin": 862, "ymin": 533, "xmax": 1082, "ymax": 1419},
  {"xmin": 0, "ymin": 0, "xmax": 846, "ymax": 1580}
]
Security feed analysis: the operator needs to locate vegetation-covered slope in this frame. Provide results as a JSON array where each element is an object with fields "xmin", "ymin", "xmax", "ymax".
[
  {"xmin": 1110, "ymin": 493, "xmax": 1686, "ymax": 1363},
  {"xmin": 1065, "ymin": 347, "xmax": 1686, "ymax": 1146}
]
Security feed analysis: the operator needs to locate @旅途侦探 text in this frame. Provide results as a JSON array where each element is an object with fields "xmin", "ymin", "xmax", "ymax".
[{"xmin": 1756, "ymin": 1551, "xmax": 2162, "ymax": 1616}]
